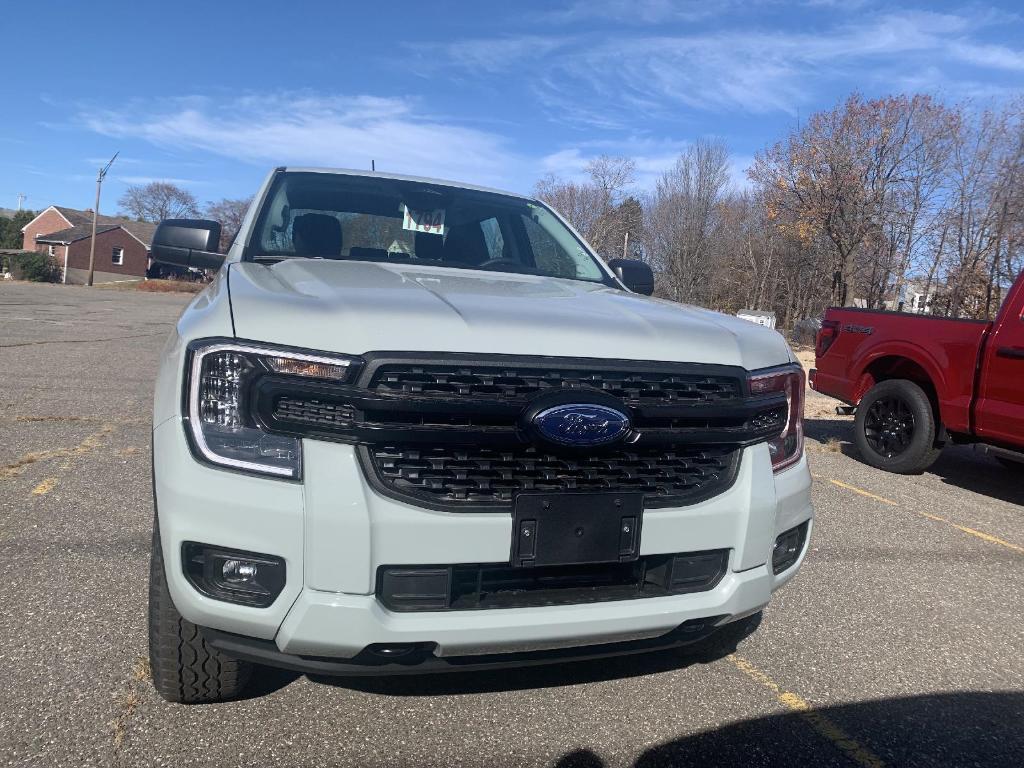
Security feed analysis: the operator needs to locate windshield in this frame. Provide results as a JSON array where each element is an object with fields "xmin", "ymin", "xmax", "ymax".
[{"xmin": 248, "ymin": 172, "xmax": 608, "ymax": 283}]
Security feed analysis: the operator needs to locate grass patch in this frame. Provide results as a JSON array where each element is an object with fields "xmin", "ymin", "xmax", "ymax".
[
  {"xmin": 823, "ymin": 436, "xmax": 843, "ymax": 452},
  {"xmin": 136, "ymin": 279, "xmax": 205, "ymax": 294}
]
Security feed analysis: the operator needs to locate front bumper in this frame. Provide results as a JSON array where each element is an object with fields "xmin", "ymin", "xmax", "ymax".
[
  {"xmin": 200, "ymin": 616, "xmax": 728, "ymax": 676},
  {"xmin": 154, "ymin": 418, "xmax": 813, "ymax": 660}
]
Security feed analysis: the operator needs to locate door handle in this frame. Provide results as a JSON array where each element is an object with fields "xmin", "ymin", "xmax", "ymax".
[{"xmin": 996, "ymin": 346, "xmax": 1024, "ymax": 360}]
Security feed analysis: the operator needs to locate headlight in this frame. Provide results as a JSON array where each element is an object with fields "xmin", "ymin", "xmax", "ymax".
[
  {"xmin": 185, "ymin": 341, "xmax": 358, "ymax": 479},
  {"xmin": 749, "ymin": 365, "xmax": 805, "ymax": 473}
]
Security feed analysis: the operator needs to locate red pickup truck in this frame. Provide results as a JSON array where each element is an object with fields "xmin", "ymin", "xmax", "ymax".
[{"xmin": 811, "ymin": 271, "xmax": 1024, "ymax": 474}]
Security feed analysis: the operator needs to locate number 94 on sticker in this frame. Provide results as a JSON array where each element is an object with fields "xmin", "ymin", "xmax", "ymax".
[{"xmin": 403, "ymin": 205, "xmax": 446, "ymax": 235}]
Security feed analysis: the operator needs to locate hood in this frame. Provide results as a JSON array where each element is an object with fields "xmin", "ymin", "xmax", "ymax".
[{"xmin": 227, "ymin": 260, "xmax": 793, "ymax": 370}]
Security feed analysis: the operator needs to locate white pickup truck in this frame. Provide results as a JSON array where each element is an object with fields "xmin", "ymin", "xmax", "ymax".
[{"xmin": 148, "ymin": 168, "xmax": 813, "ymax": 703}]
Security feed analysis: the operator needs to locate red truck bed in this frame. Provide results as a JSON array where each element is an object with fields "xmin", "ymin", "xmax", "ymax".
[
  {"xmin": 811, "ymin": 272, "xmax": 1024, "ymax": 472},
  {"xmin": 811, "ymin": 311, "xmax": 989, "ymax": 434}
]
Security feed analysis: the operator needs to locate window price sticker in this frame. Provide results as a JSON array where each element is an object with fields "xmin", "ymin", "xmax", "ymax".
[{"xmin": 402, "ymin": 205, "xmax": 446, "ymax": 235}]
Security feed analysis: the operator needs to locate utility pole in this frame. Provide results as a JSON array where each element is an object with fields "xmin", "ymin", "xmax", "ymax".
[
  {"xmin": 622, "ymin": 230, "xmax": 629, "ymax": 259},
  {"xmin": 86, "ymin": 152, "xmax": 118, "ymax": 287},
  {"xmin": 16, "ymin": 193, "xmax": 26, "ymax": 211}
]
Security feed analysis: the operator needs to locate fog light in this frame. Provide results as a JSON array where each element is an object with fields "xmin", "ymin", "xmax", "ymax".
[
  {"xmin": 772, "ymin": 523, "xmax": 808, "ymax": 574},
  {"xmin": 182, "ymin": 542, "xmax": 286, "ymax": 608},
  {"xmin": 222, "ymin": 559, "xmax": 259, "ymax": 584}
]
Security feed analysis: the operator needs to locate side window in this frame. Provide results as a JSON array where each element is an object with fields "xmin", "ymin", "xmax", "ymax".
[
  {"xmin": 519, "ymin": 214, "xmax": 576, "ymax": 278},
  {"xmin": 479, "ymin": 217, "xmax": 505, "ymax": 261},
  {"xmin": 111, "ymin": 246, "xmax": 124, "ymax": 265}
]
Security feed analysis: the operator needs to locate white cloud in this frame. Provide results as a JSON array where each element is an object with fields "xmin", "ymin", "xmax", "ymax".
[
  {"xmin": 84, "ymin": 156, "xmax": 141, "ymax": 166},
  {"xmin": 949, "ymin": 41, "xmax": 1024, "ymax": 70},
  {"xmin": 78, "ymin": 94, "xmax": 524, "ymax": 190},
  {"xmin": 539, "ymin": 137, "xmax": 741, "ymax": 192},
  {"xmin": 81, "ymin": 93, "xmax": 710, "ymax": 194},
  {"xmin": 114, "ymin": 175, "xmax": 208, "ymax": 186},
  {"xmin": 424, "ymin": 9, "xmax": 1023, "ymax": 126}
]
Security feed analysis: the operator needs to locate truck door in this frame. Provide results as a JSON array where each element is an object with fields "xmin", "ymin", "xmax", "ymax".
[{"xmin": 975, "ymin": 294, "xmax": 1024, "ymax": 446}]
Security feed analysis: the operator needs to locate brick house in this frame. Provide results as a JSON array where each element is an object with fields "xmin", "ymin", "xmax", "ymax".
[{"xmin": 21, "ymin": 206, "xmax": 156, "ymax": 284}]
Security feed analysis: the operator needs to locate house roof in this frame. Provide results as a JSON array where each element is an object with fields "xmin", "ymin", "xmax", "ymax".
[
  {"xmin": 119, "ymin": 220, "xmax": 157, "ymax": 247},
  {"xmin": 34, "ymin": 224, "xmax": 122, "ymax": 245},
  {"xmin": 28, "ymin": 208, "xmax": 157, "ymax": 248},
  {"xmin": 52, "ymin": 205, "xmax": 124, "ymax": 228},
  {"xmin": 34, "ymin": 220, "xmax": 157, "ymax": 247}
]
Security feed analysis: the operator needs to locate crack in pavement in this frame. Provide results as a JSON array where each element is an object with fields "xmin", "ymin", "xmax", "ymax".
[
  {"xmin": 110, "ymin": 657, "xmax": 151, "ymax": 761},
  {"xmin": 0, "ymin": 424, "xmax": 117, "ymax": 479},
  {"xmin": 0, "ymin": 331, "xmax": 166, "ymax": 348}
]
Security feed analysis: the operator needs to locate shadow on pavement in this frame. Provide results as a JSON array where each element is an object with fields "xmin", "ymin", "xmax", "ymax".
[
  {"xmin": 804, "ymin": 416, "xmax": 853, "ymax": 447},
  {"xmin": 928, "ymin": 446, "xmax": 1024, "ymax": 506},
  {"xmin": 556, "ymin": 691, "xmax": 1024, "ymax": 768},
  {"xmin": 805, "ymin": 417, "xmax": 1023, "ymax": 506},
  {"xmin": 235, "ymin": 666, "xmax": 301, "ymax": 700}
]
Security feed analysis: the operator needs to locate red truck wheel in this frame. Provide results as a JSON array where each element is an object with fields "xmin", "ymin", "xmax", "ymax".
[{"xmin": 854, "ymin": 379, "xmax": 942, "ymax": 474}]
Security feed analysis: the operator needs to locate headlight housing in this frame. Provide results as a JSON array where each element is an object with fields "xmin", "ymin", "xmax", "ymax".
[
  {"xmin": 749, "ymin": 365, "xmax": 805, "ymax": 473},
  {"xmin": 185, "ymin": 340, "xmax": 358, "ymax": 479}
]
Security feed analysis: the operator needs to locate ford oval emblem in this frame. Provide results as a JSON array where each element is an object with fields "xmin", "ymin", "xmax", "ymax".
[{"xmin": 532, "ymin": 404, "xmax": 631, "ymax": 447}]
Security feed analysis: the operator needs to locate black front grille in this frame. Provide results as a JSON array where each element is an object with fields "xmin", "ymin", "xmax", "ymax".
[
  {"xmin": 369, "ymin": 363, "xmax": 742, "ymax": 405},
  {"xmin": 363, "ymin": 443, "xmax": 740, "ymax": 510},
  {"xmin": 377, "ymin": 550, "xmax": 730, "ymax": 611},
  {"xmin": 274, "ymin": 396, "xmax": 355, "ymax": 427},
  {"xmin": 250, "ymin": 353, "xmax": 786, "ymax": 512}
]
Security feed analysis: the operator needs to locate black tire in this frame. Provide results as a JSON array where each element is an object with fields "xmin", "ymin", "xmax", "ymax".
[
  {"xmin": 688, "ymin": 612, "xmax": 762, "ymax": 662},
  {"xmin": 854, "ymin": 379, "xmax": 942, "ymax": 474},
  {"xmin": 149, "ymin": 520, "xmax": 252, "ymax": 703}
]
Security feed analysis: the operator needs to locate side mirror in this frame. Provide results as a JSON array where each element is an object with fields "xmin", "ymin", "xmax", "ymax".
[
  {"xmin": 151, "ymin": 219, "xmax": 224, "ymax": 270},
  {"xmin": 608, "ymin": 258, "xmax": 654, "ymax": 296}
]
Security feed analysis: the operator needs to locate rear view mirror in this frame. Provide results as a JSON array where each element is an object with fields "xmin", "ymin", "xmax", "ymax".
[
  {"xmin": 151, "ymin": 219, "xmax": 224, "ymax": 270},
  {"xmin": 608, "ymin": 258, "xmax": 655, "ymax": 296}
]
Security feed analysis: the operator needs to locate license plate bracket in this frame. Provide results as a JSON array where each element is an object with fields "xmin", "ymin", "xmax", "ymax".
[{"xmin": 511, "ymin": 492, "xmax": 644, "ymax": 568}]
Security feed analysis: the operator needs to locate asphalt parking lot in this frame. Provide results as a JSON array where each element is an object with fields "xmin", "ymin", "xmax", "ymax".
[{"xmin": 1, "ymin": 281, "xmax": 1022, "ymax": 768}]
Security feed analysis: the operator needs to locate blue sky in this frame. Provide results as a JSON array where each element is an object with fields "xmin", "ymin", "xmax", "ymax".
[{"xmin": 3, "ymin": 0, "xmax": 1023, "ymax": 213}]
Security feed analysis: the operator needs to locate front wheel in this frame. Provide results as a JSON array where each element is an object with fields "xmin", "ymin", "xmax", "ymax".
[
  {"xmin": 854, "ymin": 379, "xmax": 942, "ymax": 474},
  {"xmin": 148, "ymin": 520, "xmax": 252, "ymax": 703}
]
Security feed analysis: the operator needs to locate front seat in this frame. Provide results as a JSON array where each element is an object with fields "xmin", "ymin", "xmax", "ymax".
[
  {"xmin": 415, "ymin": 230, "xmax": 445, "ymax": 262},
  {"xmin": 292, "ymin": 213, "xmax": 343, "ymax": 258}
]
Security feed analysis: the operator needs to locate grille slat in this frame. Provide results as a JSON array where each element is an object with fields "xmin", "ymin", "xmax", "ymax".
[
  {"xmin": 370, "ymin": 364, "xmax": 742, "ymax": 405},
  {"xmin": 275, "ymin": 397, "xmax": 355, "ymax": 426},
  {"xmin": 365, "ymin": 444, "xmax": 739, "ymax": 510}
]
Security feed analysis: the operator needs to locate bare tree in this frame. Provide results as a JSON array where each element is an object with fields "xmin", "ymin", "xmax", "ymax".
[
  {"xmin": 205, "ymin": 197, "xmax": 254, "ymax": 250},
  {"xmin": 534, "ymin": 156, "xmax": 636, "ymax": 258},
  {"xmin": 526, "ymin": 91, "xmax": 1024, "ymax": 331},
  {"xmin": 118, "ymin": 182, "xmax": 200, "ymax": 223},
  {"xmin": 644, "ymin": 139, "xmax": 730, "ymax": 304}
]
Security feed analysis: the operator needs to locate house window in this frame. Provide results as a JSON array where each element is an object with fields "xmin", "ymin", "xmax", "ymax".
[
  {"xmin": 47, "ymin": 245, "xmax": 56, "ymax": 257},
  {"xmin": 112, "ymin": 247, "xmax": 124, "ymax": 266}
]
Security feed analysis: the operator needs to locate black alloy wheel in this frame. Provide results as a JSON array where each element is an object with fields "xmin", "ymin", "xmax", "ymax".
[
  {"xmin": 853, "ymin": 379, "xmax": 943, "ymax": 474},
  {"xmin": 863, "ymin": 396, "xmax": 916, "ymax": 458}
]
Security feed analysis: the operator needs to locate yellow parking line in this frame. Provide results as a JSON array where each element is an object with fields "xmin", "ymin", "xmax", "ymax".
[
  {"xmin": 827, "ymin": 479, "xmax": 898, "ymax": 506},
  {"xmin": 817, "ymin": 475, "xmax": 1023, "ymax": 554},
  {"xmin": 916, "ymin": 511, "xmax": 1024, "ymax": 554},
  {"xmin": 727, "ymin": 654, "xmax": 886, "ymax": 768},
  {"xmin": 32, "ymin": 477, "xmax": 58, "ymax": 495}
]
